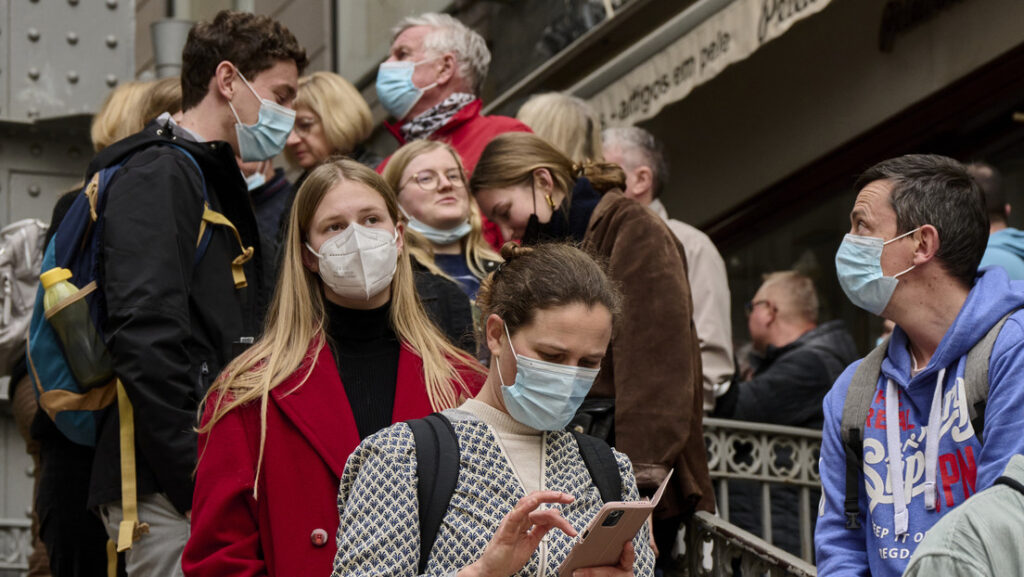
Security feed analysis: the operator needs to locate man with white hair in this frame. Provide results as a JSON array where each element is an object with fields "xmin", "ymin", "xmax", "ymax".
[
  {"xmin": 377, "ymin": 12, "xmax": 530, "ymax": 175},
  {"xmin": 603, "ymin": 126, "xmax": 734, "ymax": 412}
]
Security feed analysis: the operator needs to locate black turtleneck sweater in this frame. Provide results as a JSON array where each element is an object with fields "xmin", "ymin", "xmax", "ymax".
[{"xmin": 324, "ymin": 299, "xmax": 400, "ymax": 439}]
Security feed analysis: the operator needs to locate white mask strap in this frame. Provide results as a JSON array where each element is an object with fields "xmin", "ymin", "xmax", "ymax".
[{"xmin": 883, "ymin": 226, "xmax": 921, "ymax": 246}]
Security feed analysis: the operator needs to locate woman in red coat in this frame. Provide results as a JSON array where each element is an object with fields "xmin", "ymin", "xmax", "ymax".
[{"xmin": 182, "ymin": 158, "xmax": 485, "ymax": 577}]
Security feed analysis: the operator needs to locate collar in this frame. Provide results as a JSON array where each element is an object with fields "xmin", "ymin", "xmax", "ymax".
[
  {"xmin": 386, "ymin": 98, "xmax": 483, "ymax": 145},
  {"xmin": 156, "ymin": 112, "xmax": 205, "ymax": 142},
  {"xmin": 399, "ymin": 92, "xmax": 476, "ymax": 141},
  {"xmin": 648, "ymin": 198, "xmax": 670, "ymax": 221}
]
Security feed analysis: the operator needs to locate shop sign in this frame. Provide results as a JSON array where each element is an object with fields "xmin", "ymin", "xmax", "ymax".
[{"xmin": 588, "ymin": 0, "xmax": 833, "ymax": 127}]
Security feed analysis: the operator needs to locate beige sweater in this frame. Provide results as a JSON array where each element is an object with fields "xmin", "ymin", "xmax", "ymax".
[{"xmin": 459, "ymin": 399, "xmax": 544, "ymax": 494}]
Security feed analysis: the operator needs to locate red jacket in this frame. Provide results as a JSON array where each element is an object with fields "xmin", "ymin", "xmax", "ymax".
[
  {"xmin": 380, "ymin": 99, "xmax": 531, "ymax": 249},
  {"xmin": 182, "ymin": 341, "xmax": 484, "ymax": 577}
]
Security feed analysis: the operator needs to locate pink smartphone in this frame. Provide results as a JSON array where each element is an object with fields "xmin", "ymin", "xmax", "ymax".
[{"xmin": 557, "ymin": 470, "xmax": 673, "ymax": 577}]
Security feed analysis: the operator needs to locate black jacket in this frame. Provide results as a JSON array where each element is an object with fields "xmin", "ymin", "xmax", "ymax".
[
  {"xmin": 87, "ymin": 119, "xmax": 267, "ymax": 514},
  {"xmin": 412, "ymin": 261, "xmax": 475, "ymax": 355},
  {"xmin": 718, "ymin": 319, "xmax": 859, "ymax": 429}
]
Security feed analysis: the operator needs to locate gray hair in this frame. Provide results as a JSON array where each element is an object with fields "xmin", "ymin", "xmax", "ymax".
[
  {"xmin": 854, "ymin": 154, "xmax": 988, "ymax": 288},
  {"xmin": 601, "ymin": 126, "xmax": 669, "ymax": 198},
  {"xmin": 392, "ymin": 13, "xmax": 490, "ymax": 96}
]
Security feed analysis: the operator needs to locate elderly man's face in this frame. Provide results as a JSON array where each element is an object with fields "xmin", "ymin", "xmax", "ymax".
[
  {"xmin": 386, "ymin": 26, "xmax": 441, "ymax": 98},
  {"xmin": 849, "ymin": 179, "xmax": 917, "ymax": 278}
]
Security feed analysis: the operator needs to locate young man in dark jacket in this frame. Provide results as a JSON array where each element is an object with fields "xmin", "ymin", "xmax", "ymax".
[{"xmin": 86, "ymin": 11, "xmax": 306, "ymax": 576}]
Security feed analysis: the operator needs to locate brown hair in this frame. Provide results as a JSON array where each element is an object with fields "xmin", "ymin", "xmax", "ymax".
[
  {"xmin": 181, "ymin": 10, "xmax": 308, "ymax": 111},
  {"xmin": 470, "ymin": 133, "xmax": 625, "ymax": 204},
  {"xmin": 477, "ymin": 242, "xmax": 621, "ymax": 335}
]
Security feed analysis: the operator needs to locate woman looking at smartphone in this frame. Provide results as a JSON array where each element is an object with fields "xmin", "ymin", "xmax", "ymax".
[
  {"xmin": 183, "ymin": 158, "xmax": 484, "ymax": 577},
  {"xmin": 332, "ymin": 242, "xmax": 655, "ymax": 577}
]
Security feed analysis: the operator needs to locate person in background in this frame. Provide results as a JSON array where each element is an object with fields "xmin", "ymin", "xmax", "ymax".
[
  {"xmin": 971, "ymin": 162, "xmax": 1024, "ymax": 279},
  {"xmin": 285, "ymin": 71, "xmax": 378, "ymax": 185},
  {"xmin": 516, "ymin": 92, "xmax": 603, "ymax": 164},
  {"xmin": 715, "ymin": 271, "xmax": 857, "ymax": 557},
  {"xmin": 903, "ymin": 453, "xmax": 1024, "ymax": 577},
  {"xmin": 383, "ymin": 139, "xmax": 500, "ymax": 301},
  {"xmin": 237, "ymin": 158, "xmax": 292, "ymax": 291},
  {"xmin": 333, "ymin": 242, "xmax": 655, "ymax": 577},
  {"xmin": 377, "ymin": 12, "xmax": 532, "ymax": 250},
  {"xmin": 183, "ymin": 158, "xmax": 484, "ymax": 577},
  {"xmin": 471, "ymin": 132, "xmax": 714, "ymax": 572},
  {"xmin": 16, "ymin": 75, "xmax": 183, "ymax": 577},
  {"xmin": 603, "ymin": 126, "xmax": 734, "ymax": 414},
  {"xmin": 816, "ymin": 154, "xmax": 1024, "ymax": 576}
]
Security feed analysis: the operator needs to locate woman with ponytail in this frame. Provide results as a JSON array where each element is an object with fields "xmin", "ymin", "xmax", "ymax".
[
  {"xmin": 182, "ymin": 158, "xmax": 485, "ymax": 577},
  {"xmin": 470, "ymin": 132, "xmax": 715, "ymax": 568}
]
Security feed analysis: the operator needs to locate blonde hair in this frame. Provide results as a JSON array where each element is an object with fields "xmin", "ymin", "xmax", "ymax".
[
  {"xmin": 761, "ymin": 271, "xmax": 819, "ymax": 324},
  {"xmin": 382, "ymin": 140, "xmax": 501, "ymax": 280},
  {"xmin": 516, "ymin": 92, "xmax": 603, "ymax": 164},
  {"xmin": 285, "ymin": 71, "xmax": 372, "ymax": 165},
  {"xmin": 469, "ymin": 132, "xmax": 625, "ymax": 203},
  {"xmin": 199, "ymin": 157, "xmax": 482, "ymax": 497},
  {"xmin": 90, "ymin": 78, "xmax": 183, "ymax": 152}
]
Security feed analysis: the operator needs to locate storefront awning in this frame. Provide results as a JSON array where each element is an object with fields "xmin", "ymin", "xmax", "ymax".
[{"xmin": 570, "ymin": 0, "xmax": 833, "ymax": 127}]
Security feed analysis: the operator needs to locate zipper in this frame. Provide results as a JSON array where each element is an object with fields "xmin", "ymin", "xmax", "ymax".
[{"xmin": 196, "ymin": 361, "xmax": 210, "ymax": 396}]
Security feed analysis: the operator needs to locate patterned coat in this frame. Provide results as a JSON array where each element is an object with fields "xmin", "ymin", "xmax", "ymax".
[{"xmin": 333, "ymin": 409, "xmax": 656, "ymax": 577}]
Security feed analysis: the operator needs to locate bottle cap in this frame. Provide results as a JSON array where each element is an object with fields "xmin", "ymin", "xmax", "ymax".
[{"xmin": 40, "ymin": 268, "xmax": 72, "ymax": 289}]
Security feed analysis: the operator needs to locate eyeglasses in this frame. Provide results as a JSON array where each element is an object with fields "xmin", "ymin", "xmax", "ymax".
[
  {"xmin": 402, "ymin": 169, "xmax": 465, "ymax": 192},
  {"xmin": 293, "ymin": 117, "xmax": 320, "ymax": 137},
  {"xmin": 744, "ymin": 299, "xmax": 772, "ymax": 316}
]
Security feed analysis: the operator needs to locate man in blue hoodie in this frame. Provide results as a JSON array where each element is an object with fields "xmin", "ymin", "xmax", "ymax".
[
  {"xmin": 816, "ymin": 154, "xmax": 1024, "ymax": 577},
  {"xmin": 972, "ymin": 162, "xmax": 1024, "ymax": 279}
]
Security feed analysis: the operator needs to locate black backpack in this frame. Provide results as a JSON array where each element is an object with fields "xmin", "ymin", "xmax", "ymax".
[{"xmin": 408, "ymin": 413, "xmax": 622, "ymax": 574}]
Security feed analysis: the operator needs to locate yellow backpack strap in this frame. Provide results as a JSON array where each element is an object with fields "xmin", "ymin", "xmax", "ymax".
[
  {"xmin": 195, "ymin": 204, "xmax": 254, "ymax": 289},
  {"xmin": 116, "ymin": 379, "xmax": 150, "ymax": 552}
]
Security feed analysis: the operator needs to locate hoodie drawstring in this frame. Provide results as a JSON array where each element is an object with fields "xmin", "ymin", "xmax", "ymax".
[{"xmin": 885, "ymin": 368, "xmax": 945, "ymax": 537}]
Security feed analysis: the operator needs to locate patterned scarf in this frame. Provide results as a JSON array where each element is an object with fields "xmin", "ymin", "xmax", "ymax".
[{"xmin": 400, "ymin": 93, "xmax": 476, "ymax": 141}]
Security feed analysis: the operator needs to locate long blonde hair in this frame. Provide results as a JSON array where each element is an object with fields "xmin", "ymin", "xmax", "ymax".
[
  {"xmin": 516, "ymin": 92, "xmax": 603, "ymax": 165},
  {"xmin": 91, "ymin": 77, "xmax": 182, "ymax": 152},
  {"xmin": 199, "ymin": 158, "xmax": 482, "ymax": 496},
  {"xmin": 469, "ymin": 132, "xmax": 625, "ymax": 204},
  {"xmin": 382, "ymin": 140, "xmax": 501, "ymax": 279}
]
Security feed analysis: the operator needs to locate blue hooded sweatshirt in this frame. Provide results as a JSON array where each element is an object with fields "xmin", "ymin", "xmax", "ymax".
[
  {"xmin": 815, "ymin": 267, "xmax": 1024, "ymax": 577},
  {"xmin": 980, "ymin": 227, "xmax": 1024, "ymax": 280}
]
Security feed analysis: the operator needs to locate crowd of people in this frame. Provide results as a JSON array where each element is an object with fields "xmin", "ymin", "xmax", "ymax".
[{"xmin": 9, "ymin": 7, "xmax": 1024, "ymax": 577}]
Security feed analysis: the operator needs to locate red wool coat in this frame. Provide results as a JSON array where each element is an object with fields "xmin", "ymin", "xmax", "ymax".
[
  {"xmin": 379, "ymin": 98, "xmax": 531, "ymax": 250},
  {"xmin": 182, "ymin": 341, "xmax": 484, "ymax": 577}
]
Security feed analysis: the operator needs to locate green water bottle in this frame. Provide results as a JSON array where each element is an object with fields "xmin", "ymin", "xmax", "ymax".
[{"xmin": 40, "ymin": 267, "xmax": 113, "ymax": 390}]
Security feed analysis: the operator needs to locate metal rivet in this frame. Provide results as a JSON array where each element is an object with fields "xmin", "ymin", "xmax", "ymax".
[
  {"xmin": 68, "ymin": 0, "xmax": 80, "ymax": 5},
  {"xmin": 105, "ymin": 0, "xmax": 117, "ymax": 8},
  {"xmin": 30, "ymin": 144, "xmax": 42, "ymax": 155},
  {"xmin": 28, "ymin": 185, "xmax": 41, "ymax": 197},
  {"xmin": 28, "ymin": 68, "xmax": 40, "ymax": 80},
  {"xmin": 27, "ymin": 28, "xmax": 40, "ymax": 42},
  {"xmin": 156, "ymin": 129, "xmax": 163, "ymax": 136},
  {"xmin": 106, "ymin": 35, "xmax": 118, "ymax": 48},
  {"xmin": 67, "ymin": 32, "xmax": 78, "ymax": 45},
  {"xmin": 106, "ymin": 74, "xmax": 118, "ymax": 87},
  {"xmin": 67, "ymin": 71, "xmax": 79, "ymax": 84}
]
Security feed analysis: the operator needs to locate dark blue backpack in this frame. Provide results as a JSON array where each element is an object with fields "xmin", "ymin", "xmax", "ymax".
[{"xmin": 25, "ymin": 143, "xmax": 248, "ymax": 446}]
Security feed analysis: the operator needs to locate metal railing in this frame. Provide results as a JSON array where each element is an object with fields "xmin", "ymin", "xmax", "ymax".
[
  {"xmin": 0, "ymin": 519, "xmax": 29, "ymax": 576},
  {"xmin": 688, "ymin": 417, "xmax": 821, "ymax": 576}
]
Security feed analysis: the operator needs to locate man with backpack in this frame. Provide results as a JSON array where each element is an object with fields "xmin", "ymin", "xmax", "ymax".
[
  {"xmin": 815, "ymin": 154, "xmax": 1024, "ymax": 577},
  {"xmin": 75, "ymin": 12, "xmax": 306, "ymax": 576}
]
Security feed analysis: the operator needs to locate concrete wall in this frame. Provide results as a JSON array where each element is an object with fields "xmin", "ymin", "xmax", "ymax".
[{"xmin": 647, "ymin": 0, "xmax": 1024, "ymax": 228}]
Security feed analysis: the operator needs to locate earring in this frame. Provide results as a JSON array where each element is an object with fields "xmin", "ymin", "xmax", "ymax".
[{"xmin": 544, "ymin": 194, "xmax": 556, "ymax": 210}]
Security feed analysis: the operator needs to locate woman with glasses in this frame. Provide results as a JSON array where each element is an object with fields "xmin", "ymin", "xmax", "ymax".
[
  {"xmin": 285, "ymin": 72, "xmax": 379, "ymax": 182},
  {"xmin": 383, "ymin": 140, "xmax": 501, "ymax": 302}
]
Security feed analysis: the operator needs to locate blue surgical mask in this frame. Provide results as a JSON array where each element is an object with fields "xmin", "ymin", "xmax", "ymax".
[
  {"xmin": 498, "ymin": 320, "xmax": 599, "ymax": 431},
  {"xmin": 228, "ymin": 68, "xmax": 296, "ymax": 162},
  {"xmin": 376, "ymin": 58, "xmax": 437, "ymax": 120},
  {"xmin": 244, "ymin": 170, "xmax": 266, "ymax": 191},
  {"xmin": 400, "ymin": 205, "xmax": 471, "ymax": 245},
  {"xmin": 835, "ymin": 227, "xmax": 919, "ymax": 315}
]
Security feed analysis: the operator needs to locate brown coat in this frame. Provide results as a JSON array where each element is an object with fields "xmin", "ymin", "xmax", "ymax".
[{"xmin": 584, "ymin": 190, "xmax": 715, "ymax": 519}]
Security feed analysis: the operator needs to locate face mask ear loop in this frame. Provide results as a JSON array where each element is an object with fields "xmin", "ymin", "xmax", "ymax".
[
  {"xmin": 530, "ymin": 177, "xmax": 539, "ymax": 220},
  {"xmin": 496, "ymin": 319, "xmax": 518, "ymax": 388}
]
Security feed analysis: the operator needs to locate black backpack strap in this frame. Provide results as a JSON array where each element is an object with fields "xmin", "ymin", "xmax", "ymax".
[
  {"xmin": 963, "ymin": 309, "xmax": 1019, "ymax": 443},
  {"xmin": 839, "ymin": 337, "xmax": 889, "ymax": 529},
  {"xmin": 408, "ymin": 413, "xmax": 460, "ymax": 575},
  {"xmin": 571, "ymin": 430, "xmax": 622, "ymax": 504},
  {"xmin": 995, "ymin": 475, "xmax": 1024, "ymax": 496}
]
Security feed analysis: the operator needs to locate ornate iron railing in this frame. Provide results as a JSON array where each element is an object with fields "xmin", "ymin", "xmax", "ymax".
[
  {"xmin": 689, "ymin": 417, "xmax": 821, "ymax": 576},
  {"xmin": 0, "ymin": 518, "xmax": 29, "ymax": 576}
]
